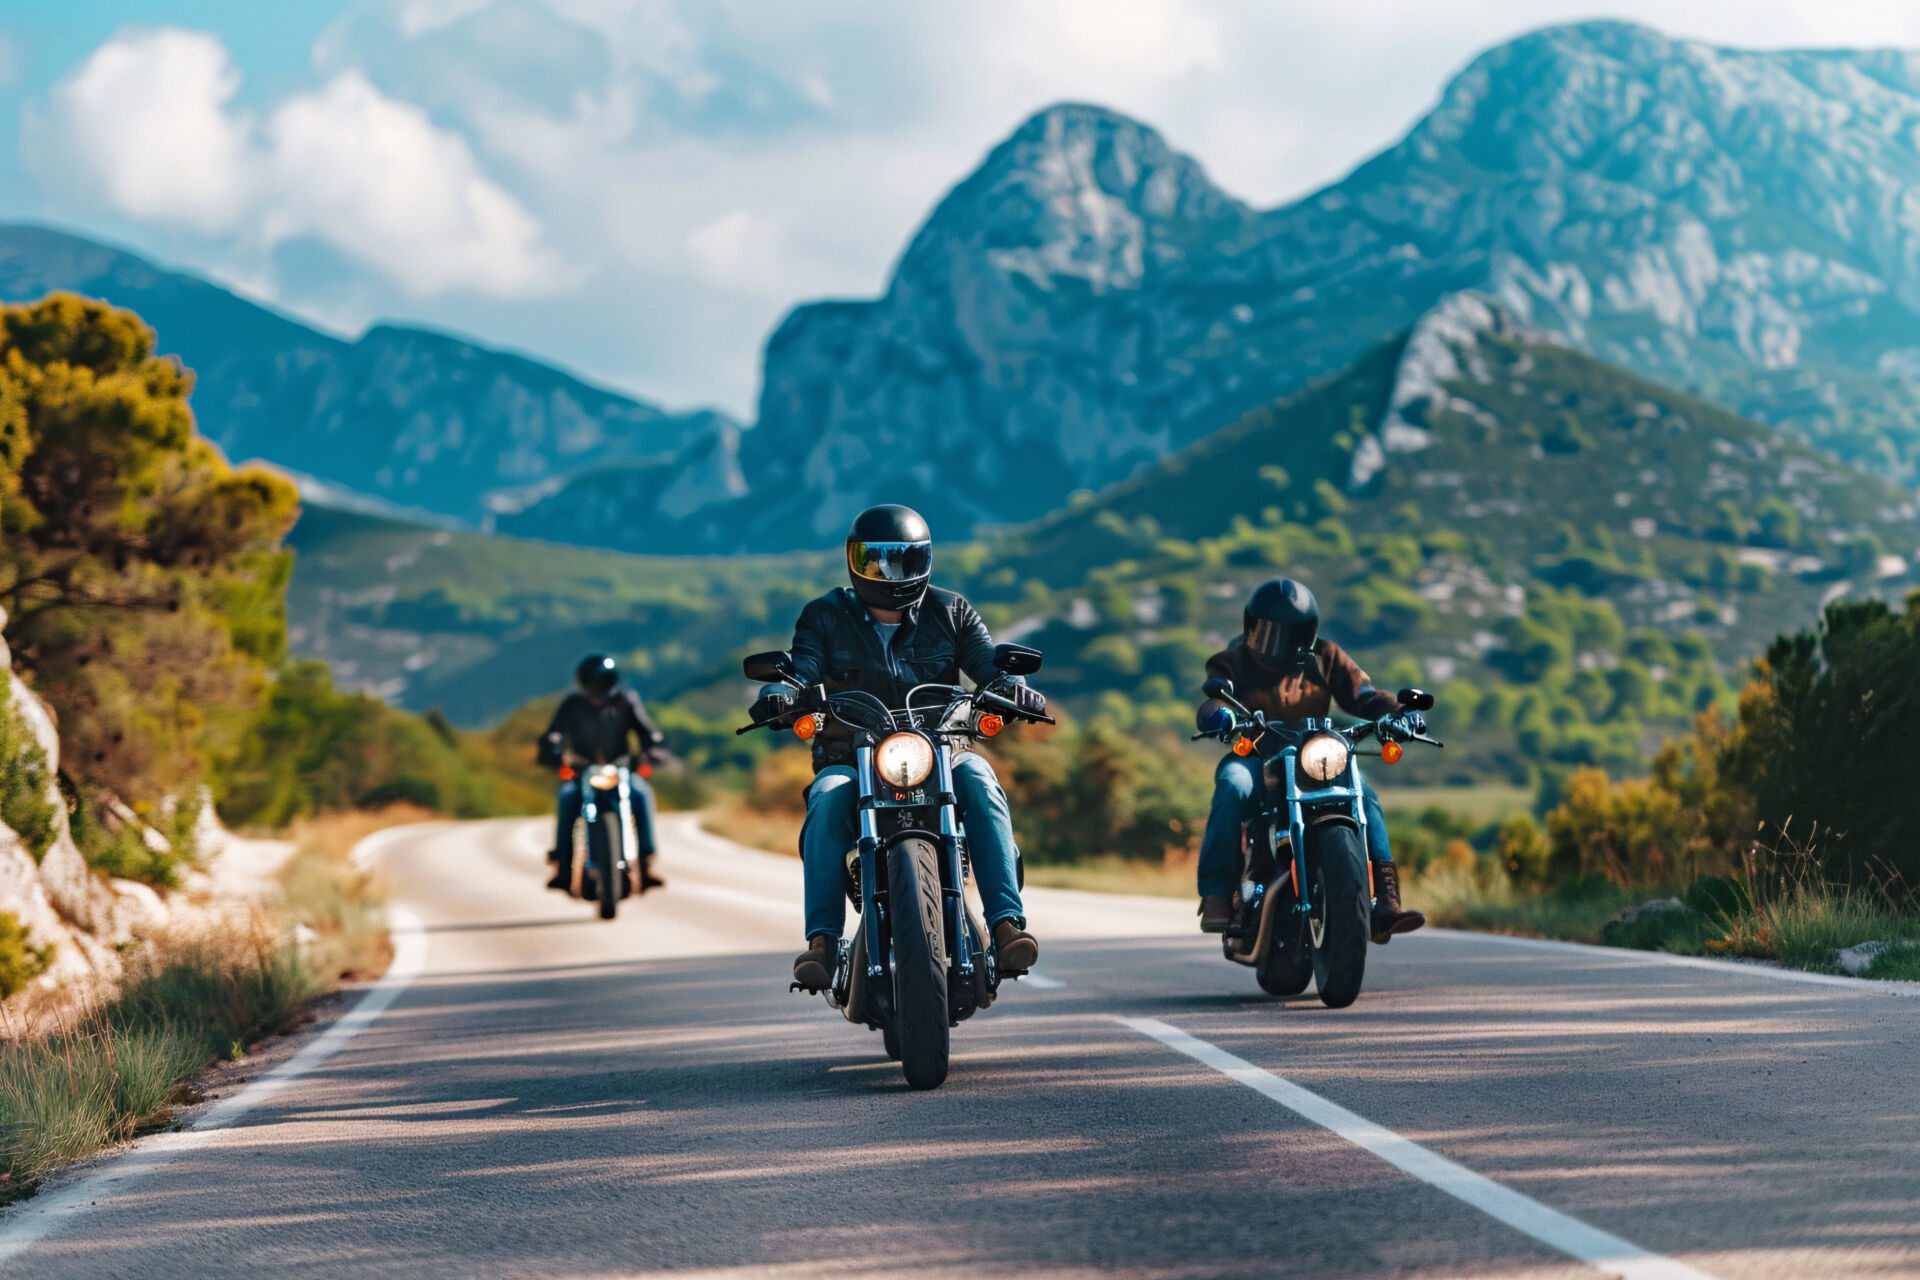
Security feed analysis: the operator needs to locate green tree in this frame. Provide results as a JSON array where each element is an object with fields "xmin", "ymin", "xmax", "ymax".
[{"xmin": 0, "ymin": 294, "xmax": 298, "ymax": 808}]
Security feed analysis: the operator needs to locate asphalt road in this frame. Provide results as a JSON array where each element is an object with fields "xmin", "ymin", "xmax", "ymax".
[{"xmin": 7, "ymin": 813, "xmax": 1920, "ymax": 1279}]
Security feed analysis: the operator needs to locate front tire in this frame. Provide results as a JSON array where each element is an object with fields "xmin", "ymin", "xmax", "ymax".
[
  {"xmin": 1308, "ymin": 824, "xmax": 1368, "ymax": 1008},
  {"xmin": 887, "ymin": 837, "xmax": 949, "ymax": 1090},
  {"xmin": 590, "ymin": 816, "xmax": 619, "ymax": 921}
]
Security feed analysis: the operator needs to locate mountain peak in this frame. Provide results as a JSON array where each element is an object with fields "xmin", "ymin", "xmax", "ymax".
[{"xmin": 889, "ymin": 99, "xmax": 1248, "ymax": 297}]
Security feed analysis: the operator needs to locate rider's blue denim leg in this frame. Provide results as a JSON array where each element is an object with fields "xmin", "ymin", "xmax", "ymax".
[
  {"xmin": 1361, "ymin": 781, "xmax": 1392, "ymax": 865},
  {"xmin": 1198, "ymin": 754, "xmax": 1262, "ymax": 898},
  {"xmin": 629, "ymin": 775, "xmax": 659, "ymax": 856},
  {"xmin": 800, "ymin": 765, "xmax": 860, "ymax": 942},
  {"xmin": 952, "ymin": 752, "xmax": 1025, "ymax": 929},
  {"xmin": 553, "ymin": 779, "xmax": 583, "ymax": 863}
]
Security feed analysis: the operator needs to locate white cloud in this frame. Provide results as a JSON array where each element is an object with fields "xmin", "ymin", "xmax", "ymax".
[
  {"xmin": 26, "ymin": 1, "xmax": 1920, "ymax": 417},
  {"xmin": 268, "ymin": 71, "xmax": 563, "ymax": 296},
  {"xmin": 30, "ymin": 28, "xmax": 254, "ymax": 235},
  {"xmin": 25, "ymin": 26, "xmax": 564, "ymax": 299}
]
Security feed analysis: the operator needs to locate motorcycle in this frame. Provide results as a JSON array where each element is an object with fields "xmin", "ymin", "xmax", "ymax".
[
  {"xmin": 1193, "ymin": 680, "xmax": 1440, "ymax": 1007},
  {"xmin": 738, "ymin": 643, "xmax": 1052, "ymax": 1090},
  {"xmin": 558, "ymin": 751, "xmax": 654, "ymax": 921}
]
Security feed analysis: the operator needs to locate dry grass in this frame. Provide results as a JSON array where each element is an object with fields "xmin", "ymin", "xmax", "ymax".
[
  {"xmin": 0, "ymin": 923, "xmax": 320, "ymax": 1200},
  {"xmin": 1024, "ymin": 854, "xmax": 1197, "ymax": 899},
  {"xmin": 0, "ymin": 804, "xmax": 409, "ymax": 1200},
  {"xmin": 701, "ymin": 749, "xmax": 811, "ymax": 856}
]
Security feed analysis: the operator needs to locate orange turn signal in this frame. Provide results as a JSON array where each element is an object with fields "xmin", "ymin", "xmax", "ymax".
[
  {"xmin": 978, "ymin": 713, "xmax": 1004, "ymax": 738},
  {"xmin": 558, "ymin": 764, "xmax": 575, "ymax": 781},
  {"xmin": 1232, "ymin": 737, "xmax": 1255, "ymax": 757},
  {"xmin": 793, "ymin": 713, "xmax": 819, "ymax": 741},
  {"xmin": 637, "ymin": 761, "xmax": 654, "ymax": 778},
  {"xmin": 1380, "ymin": 739, "xmax": 1403, "ymax": 764}
]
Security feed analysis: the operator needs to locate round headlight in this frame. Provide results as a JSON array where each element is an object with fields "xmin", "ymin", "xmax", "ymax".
[
  {"xmin": 587, "ymin": 765, "xmax": 621, "ymax": 790},
  {"xmin": 1297, "ymin": 733, "xmax": 1351, "ymax": 784},
  {"xmin": 875, "ymin": 733, "xmax": 935, "ymax": 788}
]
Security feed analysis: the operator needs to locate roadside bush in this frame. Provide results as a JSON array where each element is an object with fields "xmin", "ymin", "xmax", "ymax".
[
  {"xmin": 0, "ymin": 676, "xmax": 57, "ymax": 862},
  {"xmin": 1730, "ymin": 595, "xmax": 1920, "ymax": 887},
  {"xmin": 0, "ymin": 912, "xmax": 52, "ymax": 998}
]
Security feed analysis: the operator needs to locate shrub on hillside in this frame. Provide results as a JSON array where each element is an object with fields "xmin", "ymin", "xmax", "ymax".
[{"xmin": 1729, "ymin": 594, "xmax": 1920, "ymax": 887}]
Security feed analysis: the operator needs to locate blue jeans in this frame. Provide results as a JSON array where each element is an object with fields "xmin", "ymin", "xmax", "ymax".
[
  {"xmin": 801, "ymin": 752, "xmax": 1024, "ymax": 941},
  {"xmin": 554, "ymin": 775, "xmax": 658, "ymax": 874},
  {"xmin": 1196, "ymin": 755, "xmax": 1391, "ymax": 898}
]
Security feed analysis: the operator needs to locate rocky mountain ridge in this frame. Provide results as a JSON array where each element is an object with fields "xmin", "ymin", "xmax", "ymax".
[
  {"xmin": 0, "ymin": 224, "xmax": 736, "ymax": 526},
  {"xmin": 653, "ymin": 20, "xmax": 1920, "ymax": 552}
]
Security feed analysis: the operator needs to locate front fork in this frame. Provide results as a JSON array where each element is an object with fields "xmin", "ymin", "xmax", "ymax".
[
  {"xmin": 853, "ymin": 745, "xmax": 974, "ymax": 983},
  {"xmin": 1281, "ymin": 749, "xmax": 1371, "ymax": 919}
]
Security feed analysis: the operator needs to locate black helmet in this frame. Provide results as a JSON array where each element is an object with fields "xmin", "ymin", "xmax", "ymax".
[
  {"xmin": 846, "ymin": 504, "xmax": 932, "ymax": 611},
  {"xmin": 575, "ymin": 653, "xmax": 619, "ymax": 697},
  {"xmin": 1244, "ymin": 578, "xmax": 1319, "ymax": 666}
]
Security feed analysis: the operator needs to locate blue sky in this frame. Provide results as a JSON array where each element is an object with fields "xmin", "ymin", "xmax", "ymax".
[{"xmin": 7, "ymin": 1, "xmax": 1920, "ymax": 418}]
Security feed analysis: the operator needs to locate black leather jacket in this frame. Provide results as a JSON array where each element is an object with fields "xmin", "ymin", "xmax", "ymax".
[
  {"xmin": 785, "ymin": 586, "xmax": 1012, "ymax": 772},
  {"xmin": 538, "ymin": 688, "xmax": 662, "ymax": 767}
]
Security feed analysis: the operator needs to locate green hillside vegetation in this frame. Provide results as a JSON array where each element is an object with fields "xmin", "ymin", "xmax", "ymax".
[
  {"xmin": 286, "ymin": 321, "xmax": 1920, "ymax": 879},
  {"xmin": 285, "ymin": 505, "xmax": 835, "ymax": 726}
]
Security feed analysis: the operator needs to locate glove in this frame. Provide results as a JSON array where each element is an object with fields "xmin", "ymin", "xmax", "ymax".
[
  {"xmin": 1199, "ymin": 705, "xmax": 1236, "ymax": 736},
  {"xmin": 1399, "ymin": 710, "xmax": 1427, "ymax": 736},
  {"xmin": 535, "ymin": 732, "xmax": 563, "ymax": 769},
  {"xmin": 750, "ymin": 690, "xmax": 796, "ymax": 724},
  {"xmin": 993, "ymin": 680, "xmax": 1046, "ymax": 718}
]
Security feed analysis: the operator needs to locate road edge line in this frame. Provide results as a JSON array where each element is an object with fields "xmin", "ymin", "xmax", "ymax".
[
  {"xmin": 0, "ymin": 902, "xmax": 429, "ymax": 1264},
  {"xmin": 1425, "ymin": 927, "xmax": 1920, "ymax": 999},
  {"xmin": 1117, "ymin": 1015, "xmax": 1720, "ymax": 1280}
]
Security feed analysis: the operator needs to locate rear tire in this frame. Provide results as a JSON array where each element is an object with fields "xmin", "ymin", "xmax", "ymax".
[
  {"xmin": 1308, "ymin": 824, "xmax": 1368, "ymax": 1008},
  {"xmin": 888, "ymin": 837, "xmax": 949, "ymax": 1090},
  {"xmin": 590, "ymin": 817, "xmax": 619, "ymax": 921}
]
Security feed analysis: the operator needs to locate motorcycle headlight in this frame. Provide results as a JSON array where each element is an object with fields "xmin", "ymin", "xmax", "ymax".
[
  {"xmin": 587, "ymin": 765, "xmax": 621, "ymax": 791},
  {"xmin": 875, "ymin": 733, "xmax": 935, "ymax": 788},
  {"xmin": 1296, "ymin": 733, "xmax": 1351, "ymax": 785}
]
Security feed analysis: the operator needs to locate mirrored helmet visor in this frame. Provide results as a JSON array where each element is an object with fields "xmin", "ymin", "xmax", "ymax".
[
  {"xmin": 848, "ymin": 539, "xmax": 932, "ymax": 583},
  {"xmin": 1246, "ymin": 617, "xmax": 1311, "ymax": 660}
]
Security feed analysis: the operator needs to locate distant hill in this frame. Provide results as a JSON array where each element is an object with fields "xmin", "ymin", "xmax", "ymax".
[{"xmin": 0, "ymin": 223, "xmax": 736, "ymax": 526}]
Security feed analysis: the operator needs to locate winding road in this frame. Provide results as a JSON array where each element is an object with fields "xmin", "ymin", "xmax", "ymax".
[{"xmin": 5, "ymin": 813, "xmax": 1918, "ymax": 1278}]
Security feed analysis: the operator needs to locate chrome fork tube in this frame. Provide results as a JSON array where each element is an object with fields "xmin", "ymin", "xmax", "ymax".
[
  {"xmin": 856, "ymin": 746, "xmax": 884, "ymax": 978},
  {"xmin": 934, "ymin": 745, "xmax": 971, "ymax": 976}
]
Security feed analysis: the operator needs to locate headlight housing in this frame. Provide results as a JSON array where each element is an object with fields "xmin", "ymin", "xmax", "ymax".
[
  {"xmin": 1296, "ymin": 733, "xmax": 1351, "ymax": 785},
  {"xmin": 587, "ymin": 764, "xmax": 621, "ymax": 791},
  {"xmin": 875, "ymin": 732, "xmax": 935, "ymax": 788}
]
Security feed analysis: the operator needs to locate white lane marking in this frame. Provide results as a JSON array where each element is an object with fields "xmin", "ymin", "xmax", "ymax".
[
  {"xmin": 0, "ymin": 906, "xmax": 429, "ymax": 1264},
  {"xmin": 1425, "ymin": 928, "xmax": 1920, "ymax": 1000},
  {"xmin": 1119, "ymin": 1016, "xmax": 1720, "ymax": 1280},
  {"xmin": 1020, "ymin": 971, "xmax": 1065, "ymax": 989}
]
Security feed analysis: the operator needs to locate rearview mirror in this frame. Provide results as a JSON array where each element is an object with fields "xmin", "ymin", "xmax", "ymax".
[
  {"xmin": 743, "ymin": 650, "xmax": 797, "ymax": 685},
  {"xmin": 1397, "ymin": 687, "xmax": 1434, "ymax": 711},
  {"xmin": 1202, "ymin": 677, "xmax": 1236, "ymax": 702},
  {"xmin": 993, "ymin": 643, "xmax": 1043, "ymax": 676}
]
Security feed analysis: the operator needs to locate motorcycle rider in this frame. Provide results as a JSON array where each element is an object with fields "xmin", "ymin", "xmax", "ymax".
[
  {"xmin": 537, "ymin": 654, "xmax": 664, "ymax": 893},
  {"xmin": 751, "ymin": 504, "xmax": 1045, "ymax": 991},
  {"xmin": 1194, "ymin": 578, "xmax": 1427, "ymax": 943}
]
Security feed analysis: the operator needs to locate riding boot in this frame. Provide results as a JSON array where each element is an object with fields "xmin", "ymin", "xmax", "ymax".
[
  {"xmin": 1370, "ymin": 862, "xmax": 1426, "ymax": 944},
  {"xmin": 793, "ymin": 935, "xmax": 837, "ymax": 990},
  {"xmin": 639, "ymin": 851, "xmax": 665, "ymax": 892},
  {"xmin": 993, "ymin": 919, "xmax": 1039, "ymax": 973},
  {"xmin": 1198, "ymin": 895, "xmax": 1234, "ymax": 933}
]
